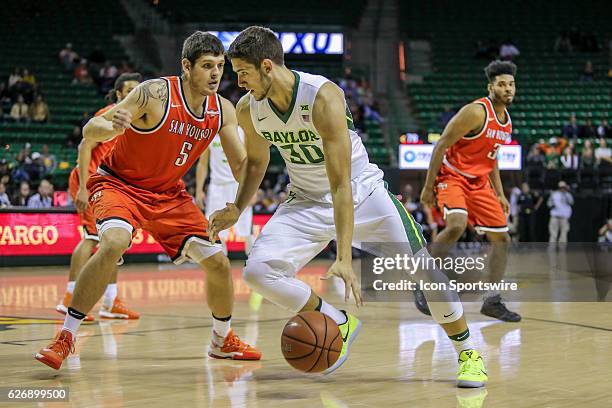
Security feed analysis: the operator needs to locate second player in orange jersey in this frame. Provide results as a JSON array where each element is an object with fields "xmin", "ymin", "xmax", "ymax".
[
  {"xmin": 36, "ymin": 32, "xmax": 261, "ymax": 371},
  {"xmin": 417, "ymin": 60, "xmax": 521, "ymax": 322},
  {"xmin": 58, "ymin": 73, "xmax": 142, "ymax": 322}
]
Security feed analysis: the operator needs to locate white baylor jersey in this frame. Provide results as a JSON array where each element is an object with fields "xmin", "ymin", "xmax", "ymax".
[
  {"xmin": 249, "ymin": 70, "xmax": 380, "ymax": 202},
  {"xmin": 208, "ymin": 128, "xmax": 245, "ymax": 185}
]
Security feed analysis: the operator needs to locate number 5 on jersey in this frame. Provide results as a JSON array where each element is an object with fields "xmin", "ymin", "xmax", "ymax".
[{"xmin": 175, "ymin": 141, "xmax": 193, "ymax": 166}]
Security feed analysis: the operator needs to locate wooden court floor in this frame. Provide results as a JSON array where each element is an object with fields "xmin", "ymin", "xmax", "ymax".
[{"xmin": 1, "ymin": 258, "xmax": 612, "ymax": 407}]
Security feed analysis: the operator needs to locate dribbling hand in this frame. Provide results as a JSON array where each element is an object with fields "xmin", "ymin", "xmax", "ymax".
[
  {"xmin": 321, "ymin": 260, "xmax": 363, "ymax": 307},
  {"xmin": 208, "ymin": 203, "xmax": 240, "ymax": 242}
]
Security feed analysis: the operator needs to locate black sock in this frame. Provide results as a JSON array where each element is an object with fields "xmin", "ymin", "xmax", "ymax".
[
  {"xmin": 67, "ymin": 307, "xmax": 86, "ymax": 320},
  {"xmin": 212, "ymin": 313, "xmax": 231, "ymax": 322}
]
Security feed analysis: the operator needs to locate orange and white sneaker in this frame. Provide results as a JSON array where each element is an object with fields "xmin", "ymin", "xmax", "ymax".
[
  {"xmin": 99, "ymin": 297, "xmax": 140, "ymax": 320},
  {"xmin": 208, "ymin": 329, "xmax": 262, "ymax": 360},
  {"xmin": 35, "ymin": 329, "xmax": 75, "ymax": 370},
  {"xmin": 55, "ymin": 293, "xmax": 95, "ymax": 322}
]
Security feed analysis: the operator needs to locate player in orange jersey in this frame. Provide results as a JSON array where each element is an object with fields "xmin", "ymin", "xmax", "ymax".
[
  {"xmin": 36, "ymin": 32, "xmax": 261, "ymax": 371},
  {"xmin": 56, "ymin": 73, "xmax": 142, "ymax": 322},
  {"xmin": 415, "ymin": 60, "xmax": 521, "ymax": 322}
]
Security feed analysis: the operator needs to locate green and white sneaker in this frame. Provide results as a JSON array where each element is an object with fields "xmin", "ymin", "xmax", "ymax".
[
  {"xmin": 457, "ymin": 349, "xmax": 488, "ymax": 388},
  {"xmin": 322, "ymin": 311, "xmax": 362, "ymax": 375}
]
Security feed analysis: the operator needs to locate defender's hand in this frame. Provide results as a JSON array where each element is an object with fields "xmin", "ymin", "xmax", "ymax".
[
  {"xmin": 195, "ymin": 191, "xmax": 205, "ymax": 210},
  {"xmin": 208, "ymin": 203, "xmax": 240, "ymax": 242},
  {"xmin": 498, "ymin": 195, "xmax": 510, "ymax": 215}
]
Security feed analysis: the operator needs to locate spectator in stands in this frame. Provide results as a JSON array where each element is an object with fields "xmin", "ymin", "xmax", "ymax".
[
  {"xmin": 59, "ymin": 43, "xmax": 79, "ymax": 70},
  {"xmin": 595, "ymin": 138, "xmax": 612, "ymax": 168},
  {"xmin": 252, "ymin": 189, "xmax": 267, "ymax": 213},
  {"xmin": 27, "ymin": 179, "xmax": 53, "ymax": 208},
  {"xmin": 40, "ymin": 144, "xmax": 57, "ymax": 174},
  {"xmin": 66, "ymin": 126, "xmax": 82, "ymax": 147},
  {"xmin": 597, "ymin": 119, "xmax": 611, "ymax": 138},
  {"xmin": 598, "ymin": 218, "xmax": 612, "ymax": 243},
  {"xmin": 0, "ymin": 182, "xmax": 11, "ymax": 207},
  {"xmin": 526, "ymin": 144, "xmax": 546, "ymax": 168},
  {"xmin": 562, "ymin": 114, "xmax": 579, "ymax": 139},
  {"xmin": 8, "ymin": 68, "xmax": 22, "ymax": 89},
  {"xmin": 9, "ymin": 95, "xmax": 29, "ymax": 122},
  {"xmin": 580, "ymin": 61, "xmax": 594, "ymax": 82},
  {"xmin": 548, "ymin": 181, "xmax": 573, "ymax": 244},
  {"xmin": 73, "ymin": 59, "xmax": 92, "ymax": 84},
  {"xmin": 499, "ymin": 39, "xmax": 520, "ymax": 60},
  {"xmin": 364, "ymin": 101, "xmax": 384, "ymax": 123},
  {"xmin": 21, "ymin": 69, "xmax": 37, "ymax": 89},
  {"xmin": 580, "ymin": 140, "xmax": 596, "ymax": 169},
  {"xmin": 517, "ymin": 182, "xmax": 542, "ymax": 242},
  {"xmin": 554, "ymin": 31, "xmax": 573, "ymax": 53},
  {"xmin": 12, "ymin": 181, "xmax": 31, "ymax": 206},
  {"xmin": 544, "ymin": 138, "xmax": 562, "ymax": 169},
  {"xmin": 560, "ymin": 146, "xmax": 579, "ymax": 169},
  {"xmin": 99, "ymin": 61, "xmax": 118, "ymax": 94},
  {"xmin": 579, "ymin": 119, "xmax": 597, "ymax": 139},
  {"xmin": 25, "ymin": 152, "xmax": 46, "ymax": 181},
  {"xmin": 29, "ymin": 94, "xmax": 50, "ymax": 123},
  {"xmin": 439, "ymin": 105, "xmax": 455, "ymax": 129}
]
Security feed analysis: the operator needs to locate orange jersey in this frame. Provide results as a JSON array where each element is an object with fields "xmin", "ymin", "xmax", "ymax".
[
  {"xmin": 100, "ymin": 76, "xmax": 222, "ymax": 193},
  {"xmin": 443, "ymin": 97, "xmax": 512, "ymax": 178}
]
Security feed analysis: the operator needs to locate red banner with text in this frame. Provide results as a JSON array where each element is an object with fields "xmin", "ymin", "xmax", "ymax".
[{"xmin": 0, "ymin": 212, "xmax": 271, "ymax": 257}]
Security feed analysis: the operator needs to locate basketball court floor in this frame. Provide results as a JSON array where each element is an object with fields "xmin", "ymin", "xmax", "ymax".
[{"xmin": 1, "ymin": 257, "xmax": 611, "ymax": 407}]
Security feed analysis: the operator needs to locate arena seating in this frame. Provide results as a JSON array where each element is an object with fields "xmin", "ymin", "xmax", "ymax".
[
  {"xmin": 400, "ymin": 0, "xmax": 610, "ymax": 145},
  {"xmin": 0, "ymin": 0, "xmax": 132, "ymax": 187}
]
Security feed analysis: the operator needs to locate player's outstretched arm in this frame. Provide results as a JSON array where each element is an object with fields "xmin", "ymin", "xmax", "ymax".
[
  {"xmin": 208, "ymin": 95, "xmax": 270, "ymax": 240},
  {"xmin": 420, "ymin": 103, "xmax": 485, "ymax": 207},
  {"xmin": 313, "ymin": 82, "xmax": 362, "ymax": 306},
  {"xmin": 218, "ymin": 96, "xmax": 247, "ymax": 181},
  {"xmin": 82, "ymin": 79, "xmax": 165, "ymax": 142}
]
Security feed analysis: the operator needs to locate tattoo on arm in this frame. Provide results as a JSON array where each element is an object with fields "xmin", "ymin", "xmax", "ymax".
[{"xmin": 135, "ymin": 79, "xmax": 168, "ymax": 109}]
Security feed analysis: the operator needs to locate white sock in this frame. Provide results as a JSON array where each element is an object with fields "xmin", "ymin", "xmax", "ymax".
[
  {"xmin": 450, "ymin": 328, "xmax": 476, "ymax": 354},
  {"xmin": 66, "ymin": 281, "xmax": 76, "ymax": 294},
  {"xmin": 103, "ymin": 284, "xmax": 118, "ymax": 308},
  {"xmin": 212, "ymin": 315, "xmax": 231, "ymax": 338},
  {"xmin": 63, "ymin": 309, "xmax": 85, "ymax": 336},
  {"xmin": 320, "ymin": 300, "xmax": 347, "ymax": 325}
]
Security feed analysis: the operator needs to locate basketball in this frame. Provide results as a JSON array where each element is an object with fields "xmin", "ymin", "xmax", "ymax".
[{"xmin": 281, "ymin": 311, "xmax": 342, "ymax": 373}]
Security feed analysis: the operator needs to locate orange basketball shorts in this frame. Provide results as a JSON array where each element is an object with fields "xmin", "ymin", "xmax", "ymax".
[
  {"xmin": 87, "ymin": 174, "xmax": 221, "ymax": 263},
  {"xmin": 434, "ymin": 165, "xmax": 508, "ymax": 233}
]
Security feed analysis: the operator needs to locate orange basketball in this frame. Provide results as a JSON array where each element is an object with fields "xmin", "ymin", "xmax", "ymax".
[{"xmin": 280, "ymin": 311, "xmax": 342, "ymax": 373}]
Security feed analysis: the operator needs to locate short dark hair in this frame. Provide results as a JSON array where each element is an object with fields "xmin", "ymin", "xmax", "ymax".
[
  {"xmin": 106, "ymin": 72, "xmax": 142, "ymax": 102},
  {"xmin": 484, "ymin": 60, "xmax": 517, "ymax": 83},
  {"xmin": 227, "ymin": 26, "xmax": 284, "ymax": 67},
  {"xmin": 181, "ymin": 31, "xmax": 224, "ymax": 64}
]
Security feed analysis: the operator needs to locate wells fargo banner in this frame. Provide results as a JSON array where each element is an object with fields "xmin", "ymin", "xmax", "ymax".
[{"xmin": 0, "ymin": 211, "xmax": 271, "ymax": 257}]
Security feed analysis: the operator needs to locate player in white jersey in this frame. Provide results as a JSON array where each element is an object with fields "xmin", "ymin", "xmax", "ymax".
[
  {"xmin": 210, "ymin": 26, "xmax": 488, "ymax": 386},
  {"xmin": 196, "ymin": 127, "xmax": 255, "ymax": 255}
]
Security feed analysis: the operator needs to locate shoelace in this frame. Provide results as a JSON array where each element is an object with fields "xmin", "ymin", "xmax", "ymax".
[
  {"xmin": 49, "ymin": 334, "xmax": 75, "ymax": 356},
  {"xmin": 225, "ymin": 334, "xmax": 248, "ymax": 350}
]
